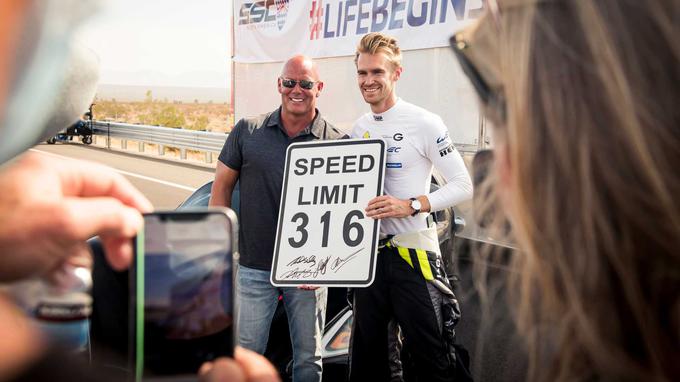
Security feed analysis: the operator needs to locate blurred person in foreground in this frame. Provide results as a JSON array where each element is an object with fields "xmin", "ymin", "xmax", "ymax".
[
  {"xmin": 0, "ymin": 1, "xmax": 278, "ymax": 381},
  {"xmin": 452, "ymin": 0, "xmax": 679, "ymax": 380}
]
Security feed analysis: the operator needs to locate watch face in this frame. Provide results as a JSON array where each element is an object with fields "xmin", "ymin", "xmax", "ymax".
[{"xmin": 411, "ymin": 199, "xmax": 422, "ymax": 210}]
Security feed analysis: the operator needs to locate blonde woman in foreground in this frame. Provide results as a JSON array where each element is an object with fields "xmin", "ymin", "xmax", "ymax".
[{"xmin": 451, "ymin": 0, "xmax": 679, "ymax": 380}]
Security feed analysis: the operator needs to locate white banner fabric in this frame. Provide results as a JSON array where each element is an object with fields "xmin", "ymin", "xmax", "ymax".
[{"xmin": 233, "ymin": 0, "xmax": 484, "ymax": 63}]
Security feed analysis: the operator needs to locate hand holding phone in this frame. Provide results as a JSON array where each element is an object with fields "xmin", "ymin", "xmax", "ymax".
[{"xmin": 130, "ymin": 209, "xmax": 238, "ymax": 380}]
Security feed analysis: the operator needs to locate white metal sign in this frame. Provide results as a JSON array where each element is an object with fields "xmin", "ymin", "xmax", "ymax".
[{"xmin": 272, "ymin": 139, "xmax": 385, "ymax": 287}]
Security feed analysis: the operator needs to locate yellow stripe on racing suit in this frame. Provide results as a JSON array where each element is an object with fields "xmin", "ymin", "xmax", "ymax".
[
  {"xmin": 387, "ymin": 242, "xmax": 437, "ymax": 282},
  {"xmin": 384, "ymin": 233, "xmax": 468, "ymax": 377}
]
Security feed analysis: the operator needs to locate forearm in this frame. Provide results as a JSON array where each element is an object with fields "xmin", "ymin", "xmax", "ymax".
[
  {"xmin": 209, "ymin": 162, "xmax": 239, "ymax": 208},
  {"xmin": 208, "ymin": 184, "xmax": 232, "ymax": 208},
  {"xmin": 426, "ymin": 170, "xmax": 473, "ymax": 212}
]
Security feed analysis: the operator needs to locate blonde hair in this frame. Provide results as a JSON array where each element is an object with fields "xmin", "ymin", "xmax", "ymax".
[
  {"xmin": 477, "ymin": 0, "xmax": 680, "ymax": 380},
  {"xmin": 354, "ymin": 32, "xmax": 402, "ymax": 69}
]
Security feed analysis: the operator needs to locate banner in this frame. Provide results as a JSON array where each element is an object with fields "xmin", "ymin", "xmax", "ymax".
[
  {"xmin": 271, "ymin": 139, "xmax": 385, "ymax": 287},
  {"xmin": 234, "ymin": 0, "xmax": 484, "ymax": 63}
]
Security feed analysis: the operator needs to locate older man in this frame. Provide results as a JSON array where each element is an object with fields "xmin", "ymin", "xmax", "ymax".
[{"xmin": 209, "ymin": 55, "xmax": 346, "ymax": 382}]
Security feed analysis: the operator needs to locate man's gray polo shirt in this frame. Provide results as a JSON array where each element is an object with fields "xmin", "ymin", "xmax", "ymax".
[{"xmin": 218, "ymin": 107, "xmax": 347, "ymax": 271}]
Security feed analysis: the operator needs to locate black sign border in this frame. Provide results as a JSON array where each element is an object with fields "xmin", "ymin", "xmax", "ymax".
[{"xmin": 271, "ymin": 139, "xmax": 386, "ymax": 286}]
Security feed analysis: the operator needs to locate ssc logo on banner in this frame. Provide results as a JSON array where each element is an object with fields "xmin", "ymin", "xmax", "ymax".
[{"xmin": 271, "ymin": 139, "xmax": 385, "ymax": 287}]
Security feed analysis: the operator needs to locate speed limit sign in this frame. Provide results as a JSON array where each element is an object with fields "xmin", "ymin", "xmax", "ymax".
[{"xmin": 271, "ymin": 139, "xmax": 385, "ymax": 287}]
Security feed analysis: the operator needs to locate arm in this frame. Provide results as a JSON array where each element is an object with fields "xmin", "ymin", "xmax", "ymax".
[
  {"xmin": 210, "ymin": 120, "xmax": 243, "ymax": 207},
  {"xmin": 366, "ymin": 167, "xmax": 471, "ymax": 219},
  {"xmin": 209, "ymin": 161, "xmax": 239, "ymax": 208},
  {"xmin": 365, "ymin": 118, "xmax": 472, "ymax": 219},
  {"xmin": 424, "ymin": 144, "xmax": 473, "ymax": 212}
]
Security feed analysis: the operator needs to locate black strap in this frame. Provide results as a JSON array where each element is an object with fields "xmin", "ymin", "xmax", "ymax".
[{"xmin": 378, "ymin": 235, "xmax": 394, "ymax": 248}]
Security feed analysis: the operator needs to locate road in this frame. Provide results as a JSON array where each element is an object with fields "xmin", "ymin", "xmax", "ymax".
[{"xmin": 31, "ymin": 143, "xmax": 216, "ymax": 209}]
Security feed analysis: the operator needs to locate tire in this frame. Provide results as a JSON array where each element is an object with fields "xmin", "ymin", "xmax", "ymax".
[
  {"xmin": 82, "ymin": 135, "xmax": 93, "ymax": 145},
  {"xmin": 46, "ymin": 137, "xmax": 56, "ymax": 144}
]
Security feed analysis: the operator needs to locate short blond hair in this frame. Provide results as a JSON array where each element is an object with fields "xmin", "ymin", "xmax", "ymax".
[{"xmin": 354, "ymin": 32, "xmax": 402, "ymax": 69}]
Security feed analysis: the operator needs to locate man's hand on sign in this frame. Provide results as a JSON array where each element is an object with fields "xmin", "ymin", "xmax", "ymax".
[
  {"xmin": 298, "ymin": 285, "xmax": 319, "ymax": 290},
  {"xmin": 365, "ymin": 195, "xmax": 430, "ymax": 219}
]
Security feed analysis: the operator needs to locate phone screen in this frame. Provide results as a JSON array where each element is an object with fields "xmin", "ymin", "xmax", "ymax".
[{"xmin": 131, "ymin": 211, "xmax": 235, "ymax": 379}]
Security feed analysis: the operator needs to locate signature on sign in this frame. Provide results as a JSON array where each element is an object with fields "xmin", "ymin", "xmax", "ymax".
[{"xmin": 280, "ymin": 248, "xmax": 363, "ymax": 280}]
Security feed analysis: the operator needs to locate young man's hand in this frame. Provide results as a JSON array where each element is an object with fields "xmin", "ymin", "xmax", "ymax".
[{"xmin": 365, "ymin": 195, "xmax": 430, "ymax": 219}]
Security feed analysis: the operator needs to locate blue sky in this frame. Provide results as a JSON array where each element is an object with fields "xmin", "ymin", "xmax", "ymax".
[{"xmin": 78, "ymin": 0, "xmax": 231, "ymax": 88}]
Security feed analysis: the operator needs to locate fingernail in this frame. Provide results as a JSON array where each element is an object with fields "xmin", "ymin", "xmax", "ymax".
[
  {"xmin": 139, "ymin": 198, "xmax": 154, "ymax": 213},
  {"xmin": 123, "ymin": 208, "xmax": 145, "ymax": 236}
]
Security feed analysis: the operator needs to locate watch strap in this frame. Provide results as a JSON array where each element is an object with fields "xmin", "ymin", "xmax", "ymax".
[{"xmin": 409, "ymin": 197, "xmax": 421, "ymax": 216}]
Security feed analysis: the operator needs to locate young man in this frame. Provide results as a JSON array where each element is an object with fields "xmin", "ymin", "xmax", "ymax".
[
  {"xmin": 209, "ymin": 55, "xmax": 346, "ymax": 382},
  {"xmin": 349, "ymin": 33, "xmax": 473, "ymax": 381}
]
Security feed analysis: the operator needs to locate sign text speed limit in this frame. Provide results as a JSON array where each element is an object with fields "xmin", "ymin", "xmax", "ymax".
[{"xmin": 272, "ymin": 139, "xmax": 385, "ymax": 287}]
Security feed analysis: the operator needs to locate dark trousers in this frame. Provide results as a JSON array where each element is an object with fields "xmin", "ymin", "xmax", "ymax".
[{"xmin": 349, "ymin": 246, "xmax": 453, "ymax": 382}]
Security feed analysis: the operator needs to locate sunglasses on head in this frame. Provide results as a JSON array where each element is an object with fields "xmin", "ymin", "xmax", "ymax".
[
  {"xmin": 448, "ymin": 0, "xmax": 517, "ymax": 125},
  {"xmin": 449, "ymin": 32, "xmax": 506, "ymax": 124},
  {"xmin": 280, "ymin": 78, "xmax": 317, "ymax": 90}
]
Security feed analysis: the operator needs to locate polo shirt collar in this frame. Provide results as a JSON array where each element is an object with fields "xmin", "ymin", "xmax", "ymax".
[{"xmin": 268, "ymin": 107, "xmax": 323, "ymax": 138}]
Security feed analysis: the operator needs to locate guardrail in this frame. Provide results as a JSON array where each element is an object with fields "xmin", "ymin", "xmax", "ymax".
[
  {"xmin": 90, "ymin": 120, "xmax": 477, "ymax": 163},
  {"xmin": 92, "ymin": 121, "xmax": 227, "ymax": 163}
]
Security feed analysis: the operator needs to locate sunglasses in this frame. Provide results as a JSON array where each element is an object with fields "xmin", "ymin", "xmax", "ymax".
[
  {"xmin": 449, "ymin": 32, "xmax": 506, "ymax": 124},
  {"xmin": 280, "ymin": 78, "xmax": 317, "ymax": 90},
  {"xmin": 448, "ymin": 0, "xmax": 513, "ymax": 124}
]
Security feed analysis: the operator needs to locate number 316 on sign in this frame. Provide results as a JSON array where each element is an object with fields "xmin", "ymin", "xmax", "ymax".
[{"xmin": 271, "ymin": 139, "xmax": 385, "ymax": 287}]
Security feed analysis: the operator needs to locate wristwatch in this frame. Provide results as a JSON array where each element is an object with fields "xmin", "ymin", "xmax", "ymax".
[{"xmin": 409, "ymin": 198, "xmax": 421, "ymax": 216}]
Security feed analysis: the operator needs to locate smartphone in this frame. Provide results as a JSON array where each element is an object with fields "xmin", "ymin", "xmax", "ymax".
[{"xmin": 130, "ymin": 209, "xmax": 238, "ymax": 380}]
